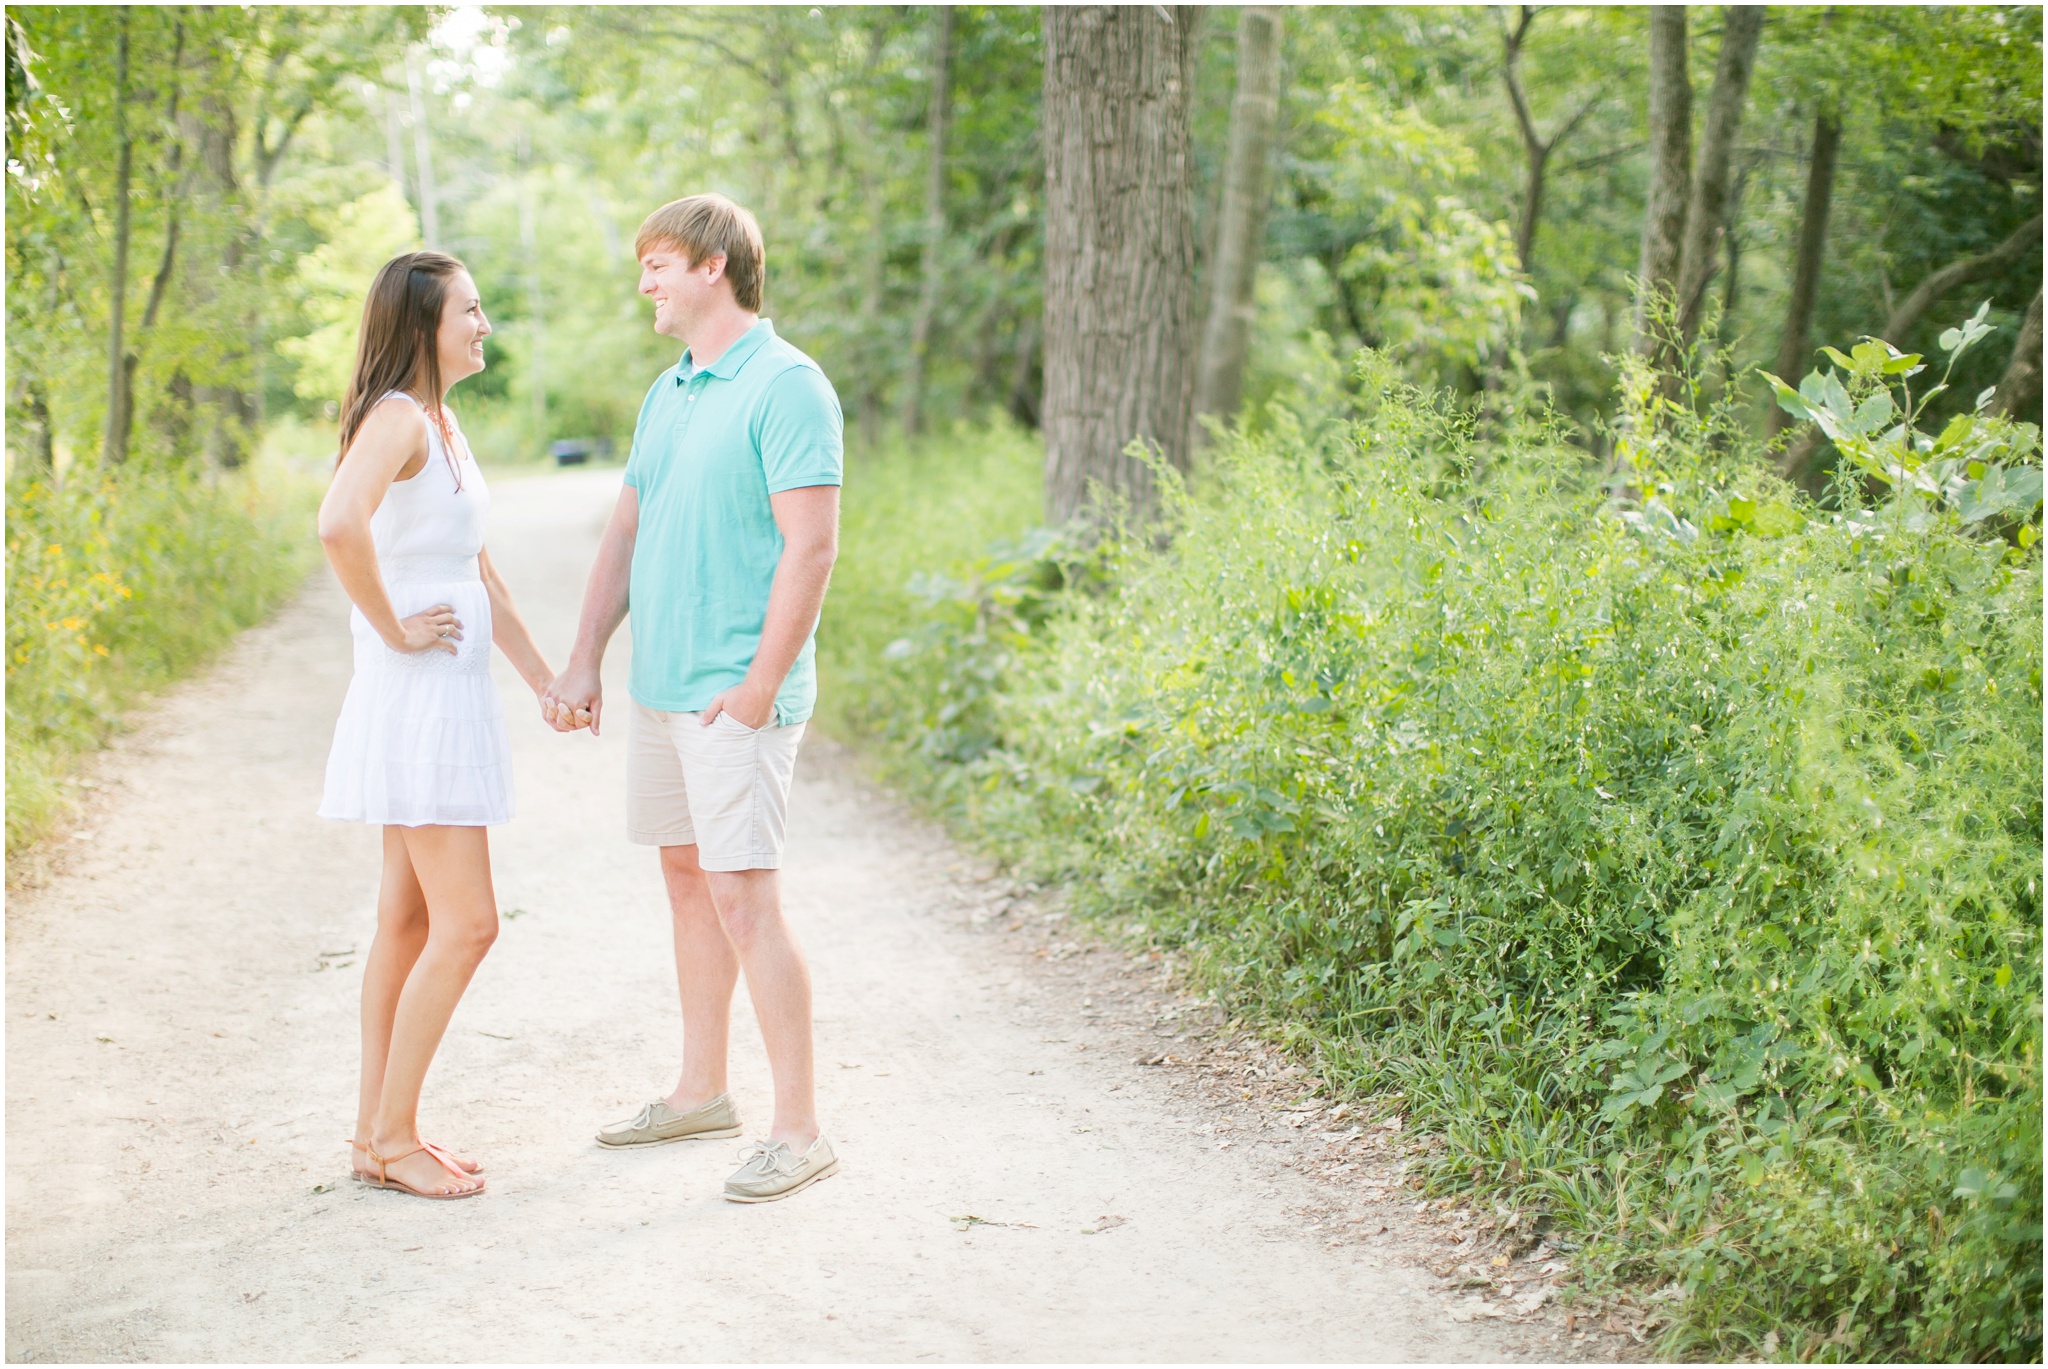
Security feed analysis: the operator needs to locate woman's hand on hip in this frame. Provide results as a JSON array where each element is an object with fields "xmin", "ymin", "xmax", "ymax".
[{"xmin": 389, "ymin": 604, "xmax": 462, "ymax": 655}]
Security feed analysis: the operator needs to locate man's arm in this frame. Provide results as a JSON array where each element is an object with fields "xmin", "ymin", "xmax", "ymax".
[
  {"xmin": 544, "ymin": 482, "xmax": 640, "ymax": 736},
  {"xmin": 701, "ymin": 484, "xmax": 840, "ymax": 730}
]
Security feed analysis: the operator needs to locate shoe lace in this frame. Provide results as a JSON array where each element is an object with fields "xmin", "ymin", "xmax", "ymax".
[{"xmin": 734, "ymin": 1140, "xmax": 799, "ymax": 1177}]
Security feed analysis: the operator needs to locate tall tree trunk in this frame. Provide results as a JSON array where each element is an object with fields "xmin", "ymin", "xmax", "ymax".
[
  {"xmin": 901, "ymin": 4, "xmax": 955, "ymax": 438},
  {"xmin": 1042, "ymin": 4, "xmax": 1201, "ymax": 526},
  {"xmin": 1191, "ymin": 5, "xmax": 1281, "ymax": 450},
  {"xmin": 517, "ymin": 129, "xmax": 547, "ymax": 454},
  {"xmin": 856, "ymin": 152, "xmax": 886, "ymax": 453},
  {"xmin": 1008, "ymin": 314, "xmax": 1042, "ymax": 429},
  {"xmin": 1768, "ymin": 112, "xmax": 1840, "ymax": 437},
  {"xmin": 25, "ymin": 383, "xmax": 56, "ymax": 472},
  {"xmin": 406, "ymin": 51, "xmax": 440, "ymax": 248},
  {"xmin": 1714, "ymin": 160, "xmax": 1750, "ymax": 392},
  {"xmin": 1673, "ymin": 5, "xmax": 1765, "ymax": 348},
  {"xmin": 193, "ymin": 91, "xmax": 253, "ymax": 469},
  {"xmin": 101, "ymin": 7, "xmax": 133, "ymax": 467},
  {"xmin": 383, "ymin": 86, "xmax": 410, "ymax": 209},
  {"xmin": 1633, "ymin": 5, "xmax": 1691, "ymax": 355},
  {"xmin": 1995, "ymin": 287, "xmax": 2043, "ymax": 425}
]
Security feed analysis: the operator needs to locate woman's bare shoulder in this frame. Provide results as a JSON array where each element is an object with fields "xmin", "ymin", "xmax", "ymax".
[{"xmin": 340, "ymin": 394, "xmax": 431, "ymax": 475}]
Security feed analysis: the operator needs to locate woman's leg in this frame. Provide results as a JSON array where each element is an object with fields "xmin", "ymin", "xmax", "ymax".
[
  {"xmin": 354, "ymin": 827, "xmax": 430, "ymax": 1164},
  {"xmin": 367, "ymin": 824, "xmax": 500, "ymax": 1196}
]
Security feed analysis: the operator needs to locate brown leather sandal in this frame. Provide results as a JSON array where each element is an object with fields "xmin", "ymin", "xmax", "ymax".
[
  {"xmin": 351, "ymin": 1137, "xmax": 482, "ymax": 1176},
  {"xmin": 350, "ymin": 1138, "xmax": 485, "ymax": 1199}
]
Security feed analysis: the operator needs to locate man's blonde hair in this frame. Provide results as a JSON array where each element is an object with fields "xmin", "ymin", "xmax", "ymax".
[{"xmin": 635, "ymin": 193, "xmax": 765, "ymax": 312}]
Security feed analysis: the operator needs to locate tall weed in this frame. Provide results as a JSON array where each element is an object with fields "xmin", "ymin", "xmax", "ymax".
[
  {"xmin": 834, "ymin": 355, "xmax": 2042, "ymax": 1361},
  {"xmin": 7, "ymin": 459, "xmax": 319, "ymax": 854}
]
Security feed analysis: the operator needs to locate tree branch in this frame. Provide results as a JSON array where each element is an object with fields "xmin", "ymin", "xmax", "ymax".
[{"xmin": 1882, "ymin": 213, "xmax": 2044, "ymax": 343}]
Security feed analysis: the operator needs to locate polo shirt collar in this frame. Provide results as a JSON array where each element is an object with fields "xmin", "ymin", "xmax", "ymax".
[{"xmin": 678, "ymin": 318, "xmax": 775, "ymax": 384}]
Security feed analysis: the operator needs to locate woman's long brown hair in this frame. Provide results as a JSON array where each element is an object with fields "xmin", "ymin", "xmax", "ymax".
[{"xmin": 336, "ymin": 250, "xmax": 467, "ymax": 486}]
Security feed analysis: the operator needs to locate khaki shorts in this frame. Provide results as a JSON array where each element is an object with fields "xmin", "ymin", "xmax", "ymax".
[{"xmin": 626, "ymin": 700, "xmax": 807, "ymax": 870}]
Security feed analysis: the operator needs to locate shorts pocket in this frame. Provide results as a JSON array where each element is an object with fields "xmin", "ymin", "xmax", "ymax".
[{"xmin": 710, "ymin": 710, "xmax": 762, "ymax": 736}]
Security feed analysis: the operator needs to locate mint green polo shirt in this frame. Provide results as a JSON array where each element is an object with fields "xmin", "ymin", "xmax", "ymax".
[{"xmin": 622, "ymin": 319, "xmax": 844, "ymax": 724}]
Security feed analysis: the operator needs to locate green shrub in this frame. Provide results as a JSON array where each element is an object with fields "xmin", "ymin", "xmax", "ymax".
[
  {"xmin": 815, "ymin": 420, "xmax": 1044, "ymax": 748},
  {"xmin": 7, "ymin": 458, "xmax": 319, "ymax": 854},
  {"xmin": 837, "ymin": 351, "xmax": 2042, "ymax": 1360}
]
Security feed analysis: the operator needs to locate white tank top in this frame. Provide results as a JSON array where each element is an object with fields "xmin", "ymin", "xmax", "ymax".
[{"xmin": 368, "ymin": 391, "xmax": 489, "ymax": 577}]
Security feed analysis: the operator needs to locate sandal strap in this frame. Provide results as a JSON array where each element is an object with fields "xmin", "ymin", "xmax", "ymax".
[
  {"xmin": 362, "ymin": 1141, "xmax": 426, "ymax": 1184},
  {"xmin": 417, "ymin": 1139, "xmax": 470, "ymax": 1178}
]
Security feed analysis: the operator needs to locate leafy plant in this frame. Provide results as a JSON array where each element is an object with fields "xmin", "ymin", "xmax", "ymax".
[
  {"xmin": 830, "ymin": 337, "xmax": 2042, "ymax": 1361},
  {"xmin": 1766, "ymin": 301, "xmax": 2044, "ymax": 534}
]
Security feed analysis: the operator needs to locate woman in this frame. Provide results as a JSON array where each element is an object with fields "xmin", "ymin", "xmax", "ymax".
[{"xmin": 317, "ymin": 251, "xmax": 553, "ymax": 1199}]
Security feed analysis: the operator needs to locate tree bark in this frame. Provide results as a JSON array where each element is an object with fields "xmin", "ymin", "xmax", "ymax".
[
  {"xmin": 852, "ymin": 20, "xmax": 889, "ymax": 454},
  {"xmin": 901, "ymin": 4, "xmax": 955, "ymax": 438},
  {"xmin": 1995, "ymin": 287, "xmax": 2043, "ymax": 424},
  {"xmin": 25, "ymin": 383, "xmax": 56, "ymax": 472},
  {"xmin": 1041, "ymin": 4, "xmax": 1200, "ymax": 526},
  {"xmin": 1190, "ymin": 5, "xmax": 1281, "ymax": 451},
  {"xmin": 1768, "ymin": 111, "xmax": 1839, "ymax": 437},
  {"xmin": 1632, "ymin": 5, "xmax": 1691, "ymax": 355},
  {"xmin": 1008, "ymin": 314, "xmax": 1041, "ymax": 429},
  {"xmin": 405, "ymin": 51, "xmax": 439, "ymax": 248},
  {"xmin": 1881, "ymin": 213, "xmax": 2043, "ymax": 344},
  {"xmin": 517, "ymin": 129, "xmax": 547, "ymax": 453},
  {"xmin": 101, "ymin": 7, "xmax": 134, "ymax": 467},
  {"xmin": 1673, "ymin": 5, "xmax": 1765, "ymax": 348}
]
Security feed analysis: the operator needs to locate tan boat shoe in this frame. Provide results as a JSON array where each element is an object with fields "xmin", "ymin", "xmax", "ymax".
[
  {"xmin": 722, "ymin": 1136, "xmax": 839, "ymax": 1203},
  {"xmin": 596, "ymin": 1093, "xmax": 742, "ymax": 1149}
]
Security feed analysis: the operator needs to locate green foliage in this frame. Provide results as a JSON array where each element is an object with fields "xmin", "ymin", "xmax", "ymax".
[
  {"xmin": 814, "ymin": 422, "xmax": 1043, "ymax": 748},
  {"xmin": 275, "ymin": 182, "xmax": 422, "ymax": 408},
  {"xmin": 5, "ymin": 460, "xmax": 319, "ymax": 854},
  {"xmin": 1768, "ymin": 306, "xmax": 2046, "ymax": 530},
  {"xmin": 833, "ymin": 346, "xmax": 2042, "ymax": 1360}
]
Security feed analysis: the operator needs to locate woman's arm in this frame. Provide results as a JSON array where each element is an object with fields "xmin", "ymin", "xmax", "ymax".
[
  {"xmin": 477, "ymin": 546, "xmax": 553, "ymax": 699},
  {"xmin": 315, "ymin": 399, "xmax": 459, "ymax": 656}
]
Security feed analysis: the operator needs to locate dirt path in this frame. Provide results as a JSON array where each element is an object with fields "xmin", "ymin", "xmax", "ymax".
[{"xmin": 6, "ymin": 467, "xmax": 1578, "ymax": 1362}]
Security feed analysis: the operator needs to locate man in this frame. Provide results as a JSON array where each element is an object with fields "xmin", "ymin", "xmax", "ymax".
[{"xmin": 544, "ymin": 193, "xmax": 842, "ymax": 1204}]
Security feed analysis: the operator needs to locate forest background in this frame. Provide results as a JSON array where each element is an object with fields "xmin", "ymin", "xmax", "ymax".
[{"xmin": 6, "ymin": 5, "xmax": 2042, "ymax": 1361}]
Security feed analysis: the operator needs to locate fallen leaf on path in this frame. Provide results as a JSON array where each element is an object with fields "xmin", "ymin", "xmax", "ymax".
[
  {"xmin": 477, "ymin": 1031, "xmax": 514, "ymax": 1040},
  {"xmin": 1081, "ymin": 1214, "xmax": 1127, "ymax": 1234},
  {"xmin": 949, "ymin": 1213, "xmax": 1035, "ymax": 1232}
]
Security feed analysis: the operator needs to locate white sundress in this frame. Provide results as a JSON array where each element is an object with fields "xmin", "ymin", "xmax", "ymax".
[{"xmin": 319, "ymin": 393, "xmax": 514, "ymax": 827}]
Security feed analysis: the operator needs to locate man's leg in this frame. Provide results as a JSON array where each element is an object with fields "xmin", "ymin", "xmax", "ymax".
[
  {"xmin": 660, "ymin": 842, "xmax": 740, "ymax": 1111},
  {"xmin": 703, "ymin": 867, "xmax": 818, "ymax": 1149}
]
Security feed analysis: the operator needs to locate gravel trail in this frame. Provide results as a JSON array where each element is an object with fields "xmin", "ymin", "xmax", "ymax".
[{"xmin": 6, "ymin": 466, "xmax": 1561, "ymax": 1362}]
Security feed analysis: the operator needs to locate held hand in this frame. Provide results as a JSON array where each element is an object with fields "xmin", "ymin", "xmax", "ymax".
[
  {"xmin": 390, "ymin": 604, "xmax": 462, "ymax": 656},
  {"xmin": 701, "ymin": 681, "xmax": 774, "ymax": 731},
  {"xmin": 542, "ymin": 663, "xmax": 602, "ymax": 735}
]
